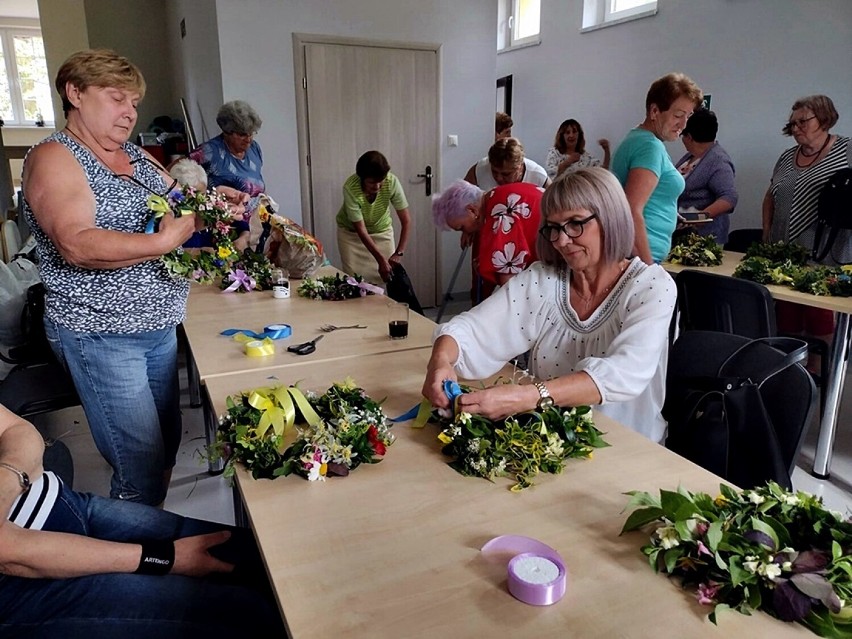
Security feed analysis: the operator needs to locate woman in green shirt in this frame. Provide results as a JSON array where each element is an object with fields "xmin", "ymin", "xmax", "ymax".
[{"xmin": 336, "ymin": 150, "xmax": 412, "ymax": 285}]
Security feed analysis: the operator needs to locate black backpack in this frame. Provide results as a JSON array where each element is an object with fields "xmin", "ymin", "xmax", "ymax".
[
  {"xmin": 664, "ymin": 331, "xmax": 815, "ymax": 490},
  {"xmin": 811, "ymin": 168, "xmax": 852, "ymax": 262}
]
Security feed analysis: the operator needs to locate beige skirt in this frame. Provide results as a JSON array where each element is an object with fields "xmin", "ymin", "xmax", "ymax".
[{"xmin": 336, "ymin": 226, "xmax": 395, "ymax": 286}]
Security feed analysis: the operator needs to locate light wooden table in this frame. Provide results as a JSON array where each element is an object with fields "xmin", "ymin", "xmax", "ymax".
[
  {"xmin": 664, "ymin": 251, "xmax": 852, "ymax": 478},
  {"xmin": 183, "ymin": 267, "xmax": 437, "ymax": 380},
  {"xmin": 205, "ymin": 349, "xmax": 809, "ymax": 638}
]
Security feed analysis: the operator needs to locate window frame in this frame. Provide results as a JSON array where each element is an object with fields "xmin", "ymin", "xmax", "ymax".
[
  {"xmin": 498, "ymin": 0, "xmax": 542, "ymax": 53},
  {"xmin": 581, "ymin": 0, "xmax": 657, "ymax": 33},
  {"xmin": 0, "ymin": 25, "xmax": 54, "ymax": 127}
]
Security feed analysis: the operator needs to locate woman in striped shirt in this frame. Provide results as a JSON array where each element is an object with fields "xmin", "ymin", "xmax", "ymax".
[{"xmin": 762, "ymin": 95, "xmax": 851, "ymax": 344}]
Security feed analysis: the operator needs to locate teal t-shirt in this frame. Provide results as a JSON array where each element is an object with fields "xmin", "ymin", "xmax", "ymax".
[{"xmin": 611, "ymin": 128, "xmax": 684, "ymax": 262}]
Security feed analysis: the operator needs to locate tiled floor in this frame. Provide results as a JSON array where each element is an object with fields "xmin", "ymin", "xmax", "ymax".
[{"xmin": 30, "ymin": 303, "xmax": 852, "ymax": 525}]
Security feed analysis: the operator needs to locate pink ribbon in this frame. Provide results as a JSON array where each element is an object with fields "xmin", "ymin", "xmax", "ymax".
[
  {"xmin": 345, "ymin": 276, "xmax": 385, "ymax": 296},
  {"xmin": 481, "ymin": 535, "xmax": 567, "ymax": 606},
  {"xmin": 222, "ymin": 269, "xmax": 256, "ymax": 293}
]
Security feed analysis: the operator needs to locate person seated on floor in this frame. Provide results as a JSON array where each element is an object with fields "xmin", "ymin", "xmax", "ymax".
[
  {"xmin": 0, "ymin": 403, "xmax": 285, "ymax": 637},
  {"xmin": 674, "ymin": 108, "xmax": 738, "ymax": 245},
  {"xmin": 495, "ymin": 111, "xmax": 513, "ymax": 141},
  {"xmin": 170, "ymin": 158, "xmax": 250, "ymax": 252},
  {"xmin": 423, "ymin": 168, "xmax": 676, "ymax": 443},
  {"xmin": 432, "ymin": 179, "xmax": 544, "ymax": 302},
  {"xmin": 463, "ymin": 137, "xmax": 551, "ymax": 190}
]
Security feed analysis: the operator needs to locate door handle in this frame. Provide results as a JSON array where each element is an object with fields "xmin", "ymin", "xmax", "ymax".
[{"xmin": 416, "ymin": 165, "xmax": 433, "ymax": 196}]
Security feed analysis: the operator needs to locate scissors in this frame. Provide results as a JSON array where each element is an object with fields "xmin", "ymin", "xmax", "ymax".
[{"xmin": 287, "ymin": 335, "xmax": 324, "ymax": 356}]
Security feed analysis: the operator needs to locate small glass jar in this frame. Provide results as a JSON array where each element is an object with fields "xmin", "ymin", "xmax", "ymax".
[{"xmin": 272, "ymin": 268, "xmax": 290, "ymax": 299}]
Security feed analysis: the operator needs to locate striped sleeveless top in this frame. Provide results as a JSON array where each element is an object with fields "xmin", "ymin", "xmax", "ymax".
[{"xmin": 7, "ymin": 471, "xmax": 60, "ymax": 531}]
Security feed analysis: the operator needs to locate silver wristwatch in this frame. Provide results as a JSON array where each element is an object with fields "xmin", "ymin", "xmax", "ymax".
[
  {"xmin": 534, "ymin": 381, "xmax": 554, "ymax": 411},
  {"xmin": 0, "ymin": 462, "xmax": 31, "ymax": 492}
]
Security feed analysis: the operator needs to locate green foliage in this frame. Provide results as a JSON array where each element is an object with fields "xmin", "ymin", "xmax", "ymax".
[
  {"xmin": 622, "ymin": 482, "xmax": 852, "ymax": 637},
  {"xmin": 433, "ymin": 399, "xmax": 609, "ymax": 491},
  {"xmin": 298, "ymin": 273, "xmax": 375, "ymax": 300},
  {"xmin": 744, "ymin": 241, "xmax": 810, "ymax": 265},
  {"xmin": 219, "ymin": 249, "xmax": 274, "ymax": 292},
  {"xmin": 666, "ymin": 233, "xmax": 724, "ymax": 266}
]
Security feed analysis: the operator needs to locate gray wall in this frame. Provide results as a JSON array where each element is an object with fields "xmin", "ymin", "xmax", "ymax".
[
  {"xmin": 210, "ymin": 0, "xmax": 497, "ymax": 294},
  {"xmin": 497, "ymin": 0, "xmax": 852, "ymax": 231}
]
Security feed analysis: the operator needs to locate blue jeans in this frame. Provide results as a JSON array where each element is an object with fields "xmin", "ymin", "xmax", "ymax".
[
  {"xmin": 44, "ymin": 320, "xmax": 182, "ymax": 505},
  {"xmin": 0, "ymin": 484, "xmax": 285, "ymax": 638}
]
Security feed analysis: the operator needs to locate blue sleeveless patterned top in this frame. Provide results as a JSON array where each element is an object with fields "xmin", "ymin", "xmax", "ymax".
[{"xmin": 22, "ymin": 132, "xmax": 189, "ymax": 333}]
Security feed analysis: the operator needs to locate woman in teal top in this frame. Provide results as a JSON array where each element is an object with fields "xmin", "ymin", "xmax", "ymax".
[
  {"xmin": 611, "ymin": 73, "xmax": 703, "ymax": 263},
  {"xmin": 336, "ymin": 150, "xmax": 411, "ymax": 285}
]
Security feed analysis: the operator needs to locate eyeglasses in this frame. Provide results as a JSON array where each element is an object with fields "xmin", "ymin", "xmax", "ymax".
[
  {"xmin": 538, "ymin": 213, "xmax": 598, "ymax": 242},
  {"xmin": 113, "ymin": 156, "xmax": 178, "ymax": 198},
  {"xmin": 784, "ymin": 115, "xmax": 817, "ymax": 132},
  {"xmin": 228, "ymin": 131, "xmax": 256, "ymax": 138}
]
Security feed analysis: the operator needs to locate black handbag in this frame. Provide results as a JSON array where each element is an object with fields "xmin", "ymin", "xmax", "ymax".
[
  {"xmin": 386, "ymin": 263, "xmax": 424, "ymax": 315},
  {"xmin": 811, "ymin": 168, "xmax": 852, "ymax": 263},
  {"xmin": 664, "ymin": 333, "xmax": 812, "ymax": 490}
]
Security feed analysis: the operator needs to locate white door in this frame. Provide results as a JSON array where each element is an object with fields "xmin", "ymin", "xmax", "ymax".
[{"xmin": 299, "ymin": 40, "xmax": 440, "ymax": 306}]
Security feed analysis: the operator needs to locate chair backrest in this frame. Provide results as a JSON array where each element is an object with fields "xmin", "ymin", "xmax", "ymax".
[
  {"xmin": 675, "ymin": 269, "xmax": 776, "ymax": 338},
  {"xmin": 724, "ymin": 228, "xmax": 763, "ymax": 253},
  {"xmin": 665, "ymin": 331, "xmax": 816, "ymax": 485}
]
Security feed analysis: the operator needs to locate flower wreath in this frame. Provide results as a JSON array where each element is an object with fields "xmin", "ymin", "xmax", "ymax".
[
  {"xmin": 211, "ymin": 378, "xmax": 393, "ymax": 482},
  {"xmin": 298, "ymin": 272, "xmax": 383, "ymax": 300},
  {"xmin": 430, "ymin": 382, "xmax": 609, "ymax": 491},
  {"xmin": 220, "ymin": 249, "xmax": 274, "ymax": 293},
  {"xmin": 622, "ymin": 482, "xmax": 852, "ymax": 636},
  {"xmin": 146, "ymin": 184, "xmax": 237, "ymax": 284},
  {"xmin": 666, "ymin": 232, "xmax": 724, "ymax": 266}
]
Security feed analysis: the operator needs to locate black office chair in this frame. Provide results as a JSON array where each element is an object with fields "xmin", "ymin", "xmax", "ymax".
[
  {"xmin": 665, "ymin": 330, "xmax": 816, "ymax": 489},
  {"xmin": 724, "ymin": 228, "xmax": 763, "ymax": 253},
  {"xmin": 675, "ymin": 269, "xmax": 776, "ymax": 337},
  {"xmin": 0, "ymin": 283, "xmax": 81, "ymax": 419},
  {"xmin": 674, "ymin": 269, "xmax": 829, "ymax": 416}
]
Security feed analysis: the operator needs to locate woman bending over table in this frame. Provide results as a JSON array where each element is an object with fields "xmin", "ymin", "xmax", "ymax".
[
  {"xmin": 423, "ymin": 168, "xmax": 676, "ymax": 443},
  {"xmin": 22, "ymin": 49, "xmax": 245, "ymax": 506},
  {"xmin": 432, "ymin": 179, "xmax": 544, "ymax": 301},
  {"xmin": 611, "ymin": 72, "xmax": 703, "ymax": 264},
  {"xmin": 0, "ymin": 404, "xmax": 284, "ymax": 637},
  {"xmin": 336, "ymin": 150, "xmax": 411, "ymax": 285}
]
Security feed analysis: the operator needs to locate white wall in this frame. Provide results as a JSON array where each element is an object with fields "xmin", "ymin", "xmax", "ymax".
[
  {"xmin": 498, "ymin": 0, "xmax": 852, "ymax": 230},
  {"xmin": 163, "ymin": 0, "xmax": 223, "ymax": 147},
  {"xmin": 210, "ymin": 0, "xmax": 497, "ymax": 294},
  {"xmin": 84, "ymin": 0, "xmax": 177, "ymax": 137}
]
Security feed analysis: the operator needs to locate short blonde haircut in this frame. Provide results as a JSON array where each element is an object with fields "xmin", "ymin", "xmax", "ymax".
[
  {"xmin": 537, "ymin": 167, "xmax": 635, "ymax": 266},
  {"xmin": 56, "ymin": 49, "xmax": 146, "ymax": 116},
  {"xmin": 488, "ymin": 137, "xmax": 525, "ymax": 168}
]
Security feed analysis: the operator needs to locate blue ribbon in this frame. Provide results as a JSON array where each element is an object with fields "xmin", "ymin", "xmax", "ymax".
[
  {"xmin": 221, "ymin": 324, "xmax": 293, "ymax": 340},
  {"xmin": 391, "ymin": 379, "xmax": 465, "ymax": 423}
]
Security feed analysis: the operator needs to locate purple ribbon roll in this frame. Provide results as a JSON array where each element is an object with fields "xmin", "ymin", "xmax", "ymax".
[{"xmin": 481, "ymin": 535, "xmax": 567, "ymax": 606}]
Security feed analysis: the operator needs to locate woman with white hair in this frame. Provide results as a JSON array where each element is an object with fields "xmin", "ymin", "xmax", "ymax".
[
  {"xmin": 423, "ymin": 168, "xmax": 676, "ymax": 443},
  {"xmin": 190, "ymin": 100, "xmax": 264, "ymax": 195}
]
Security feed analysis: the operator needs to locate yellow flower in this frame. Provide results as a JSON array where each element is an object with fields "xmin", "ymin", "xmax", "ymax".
[
  {"xmin": 218, "ymin": 246, "xmax": 233, "ymax": 259},
  {"xmin": 714, "ymin": 494, "xmax": 729, "ymax": 507},
  {"xmin": 437, "ymin": 431, "xmax": 453, "ymax": 444}
]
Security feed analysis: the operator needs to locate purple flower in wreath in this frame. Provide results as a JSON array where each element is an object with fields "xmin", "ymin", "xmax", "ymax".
[{"xmin": 169, "ymin": 190, "xmax": 185, "ymax": 204}]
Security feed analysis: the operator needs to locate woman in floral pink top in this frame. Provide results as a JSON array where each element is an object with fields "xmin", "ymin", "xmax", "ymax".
[{"xmin": 433, "ymin": 180, "xmax": 544, "ymax": 300}]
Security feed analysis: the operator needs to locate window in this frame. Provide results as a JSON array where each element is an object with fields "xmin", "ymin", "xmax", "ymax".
[
  {"xmin": 498, "ymin": 0, "xmax": 541, "ymax": 52},
  {"xmin": 581, "ymin": 0, "xmax": 657, "ymax": 32},
  {"xmin": 0, "ymin": 27, "xmax": 54, "ymax": 126}
]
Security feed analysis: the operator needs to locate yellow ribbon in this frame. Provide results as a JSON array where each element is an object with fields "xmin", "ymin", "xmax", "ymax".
[
  {"xmin": 287, "ymin": 387, "xmax": 322, "ymax": 427},
  {"xmin": 411, "ymin": 399, "xmax": 434, "ymax": 429},
  {"xmin": 245, "ymin": 338, "xmax": 275, "ymax": 357},
  {"xmin": 147, "ymin": 194, "xmax": 171, "ymax": 218},
  {"xmin": 248, "ymin": 386, "xmax": 296, "ymax": 441}
]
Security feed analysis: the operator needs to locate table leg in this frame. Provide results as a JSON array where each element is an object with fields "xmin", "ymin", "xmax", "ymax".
[
  {"xmin": 202, "ymin": 383, "xmax": 225, "ymax": 474},
  {"xmin": 812, "ymin": 313, "xmax": 851, "ymax": 478}
]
